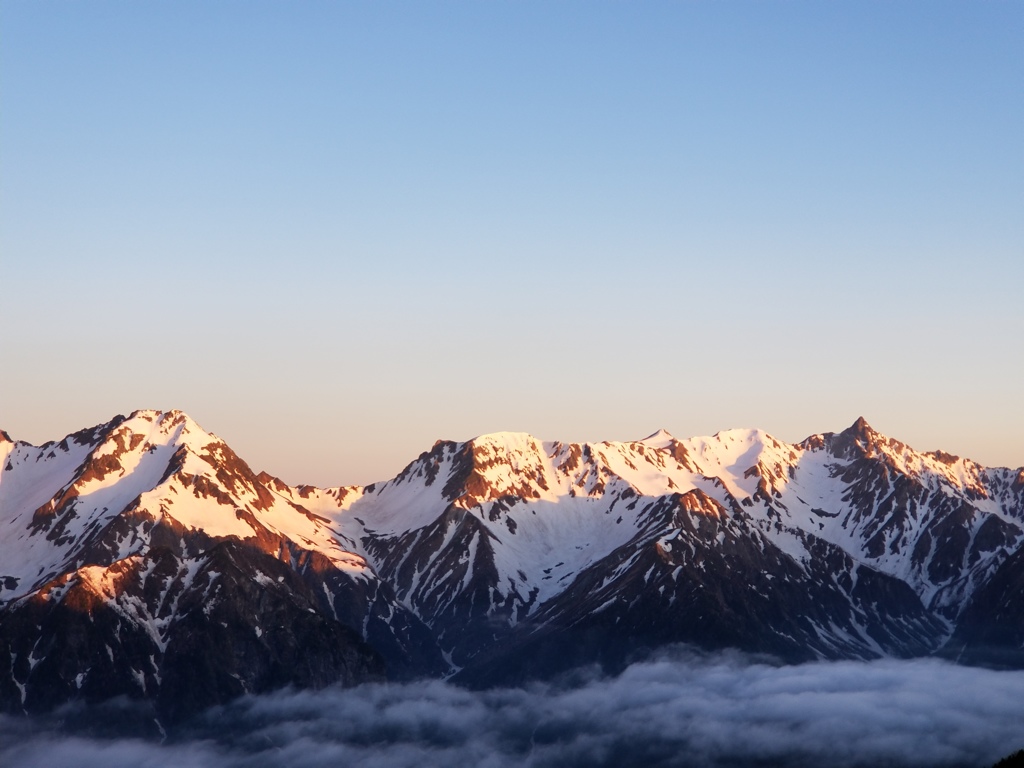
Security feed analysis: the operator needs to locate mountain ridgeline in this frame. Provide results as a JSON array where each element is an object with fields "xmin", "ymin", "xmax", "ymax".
[{"xmin": 1, "ymin": 411, "xmax": 1023, "ymax": 723}]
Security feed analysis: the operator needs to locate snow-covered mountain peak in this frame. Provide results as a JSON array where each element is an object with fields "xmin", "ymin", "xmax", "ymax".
[
  {"xmin": 675, "ymin": 427, "xmax": 797, "ymax": 475},
  {"xmin": 639, "ymin": 429, "xmax": 675, "ymax": 449},
  {"xmin": 830, "ymin": 416, "xmax": 902, "ymax": 459},
  {"xmin": 465, "ymin": 431, "xmax": 543, "ymax": 454},
  {"xmin": 0, "ymin": 408, "xmax": 378, "ymax": 607},
  {"xmin": 127, "ymin": 409, "xmax": 219, "ymax": 447},
  {"xmin": 795, "ymin": 417, "xmax": 1000, "ymax": 496},
  {"xmin": 798, "ymin": 417, "xmax": 916, "ymax": 467},
  {"xmin": 445, "ymin": 432, "xmax": 555, "ymax": 507}
]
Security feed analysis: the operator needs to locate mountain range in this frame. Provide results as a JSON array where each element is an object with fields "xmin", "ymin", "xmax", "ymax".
[{"xmin": 2, "ymin": 410, "xmax": 1023, "ymax": 726}]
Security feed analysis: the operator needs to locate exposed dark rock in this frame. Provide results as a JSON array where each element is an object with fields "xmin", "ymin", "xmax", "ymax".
[{"xmin": 942, "ymin": 546, "xmax": 1024, "ymax": 668}]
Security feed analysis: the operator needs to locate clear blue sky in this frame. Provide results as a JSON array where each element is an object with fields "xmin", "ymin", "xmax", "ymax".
[{"xmin": 2, "ymin": 1, "xmax": 1022, "ymax": 485}]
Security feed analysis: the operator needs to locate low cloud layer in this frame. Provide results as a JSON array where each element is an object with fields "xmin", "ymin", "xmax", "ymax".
[{"xmin": 4, "ymin": 652, "xmax": 1024, "ymax": 767}]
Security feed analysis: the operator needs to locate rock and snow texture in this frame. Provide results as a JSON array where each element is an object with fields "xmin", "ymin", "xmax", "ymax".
[
  {"xmin": 0, "ymin": 410, "xmax": 435, "ymax": 721},
  {"xmin": 1, "ymin": 410, "xmax": 1023, "ymax": 719}
]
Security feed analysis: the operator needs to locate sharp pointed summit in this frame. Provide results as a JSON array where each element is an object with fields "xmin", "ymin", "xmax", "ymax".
[
  {"xmin": 825, "ymin": 415, "xmax": 886, "ymax": 459},
  {"xmin": 847, "ymin": 415, "xmax": 874, "ymax": 436},
  {"xmin": 845, "ymin": 416, "xmax": 877, "ymax": 445}
]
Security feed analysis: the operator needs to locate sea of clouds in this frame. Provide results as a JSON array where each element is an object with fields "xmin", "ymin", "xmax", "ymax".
[{"xmin": 3, "ymin": 651, "xmax": 1024, "ymax": 768}]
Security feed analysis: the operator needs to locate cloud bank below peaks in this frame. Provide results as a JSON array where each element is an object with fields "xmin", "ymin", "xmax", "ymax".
[{"xmin": 4, "ymin": 651, "xmax": 1024, "ymax": 768}]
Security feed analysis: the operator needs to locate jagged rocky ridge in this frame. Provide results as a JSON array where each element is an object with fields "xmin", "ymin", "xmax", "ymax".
[{"xmin": 1, "ymin": 411, "xmax": 1022, "ymax": 721}]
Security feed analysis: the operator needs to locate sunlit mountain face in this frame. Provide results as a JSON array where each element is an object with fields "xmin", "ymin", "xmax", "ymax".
[{"xmin": 1, "ymin": 410, "xmax": 1023, "ymax": 733}]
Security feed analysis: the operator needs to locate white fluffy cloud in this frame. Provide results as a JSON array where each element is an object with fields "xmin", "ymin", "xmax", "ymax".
[{"xmin": 4, "ymin": 652, "xmax": 1024, "ymax": 767}]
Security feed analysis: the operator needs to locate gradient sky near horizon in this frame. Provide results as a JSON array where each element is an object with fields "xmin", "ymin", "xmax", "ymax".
[{"xmin": 2, "ymin": 1, "xmax": 1022, "ymax": 486}]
